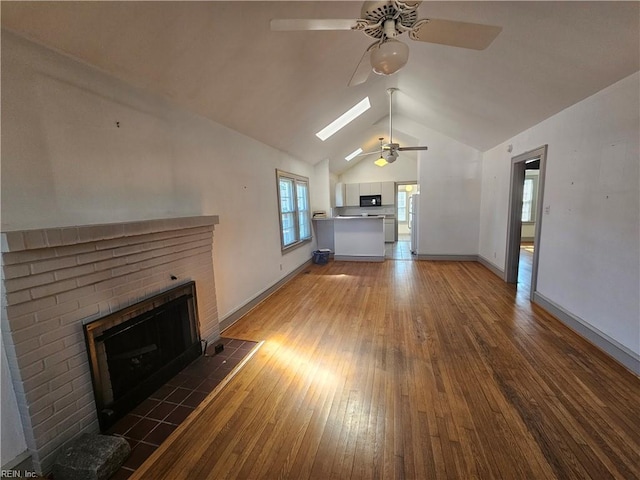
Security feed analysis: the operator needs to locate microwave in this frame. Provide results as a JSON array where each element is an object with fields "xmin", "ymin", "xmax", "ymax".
[{"xmin": 360, "ymin": 194, "xmax": 382, "ymax": 207}]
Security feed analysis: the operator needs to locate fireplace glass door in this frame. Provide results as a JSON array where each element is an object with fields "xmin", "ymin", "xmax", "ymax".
[{"xmin": 84, "ymin": 282, "xmax": 202, "ymax": 431}]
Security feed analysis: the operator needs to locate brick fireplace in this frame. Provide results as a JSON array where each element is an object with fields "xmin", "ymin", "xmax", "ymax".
[{"xmin": 1, "ymin": 216, "xmax": 220, "ymax": 474}]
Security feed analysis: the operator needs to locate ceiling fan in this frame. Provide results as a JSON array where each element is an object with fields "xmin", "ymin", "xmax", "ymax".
[
  {"xmin": 271, "ymin": 1, "xmax": 502, "ymax": 86},
  {"xmin": 357, "ymin": 87, "xmax": 428, "ymax": 166}
]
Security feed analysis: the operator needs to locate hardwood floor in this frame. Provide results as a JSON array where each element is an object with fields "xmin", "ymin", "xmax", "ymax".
[
  {"xmin": 517, "ymin": 246, "xmax": 533, "ymax": 295},
  {"xmin": 131, "ymin": 260, "xmax": 639, "ymax": 479}
]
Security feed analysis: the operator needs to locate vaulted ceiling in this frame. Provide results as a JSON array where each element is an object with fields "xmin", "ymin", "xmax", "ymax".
[{"xmin": 2, "ymin": 1, "xmax": 638, "ymax": 175}]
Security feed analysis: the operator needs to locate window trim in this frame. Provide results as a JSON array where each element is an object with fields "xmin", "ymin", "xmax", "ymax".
[{"xmin": 276, "ymin": 169, "xmax": 312, "ymax": 252}]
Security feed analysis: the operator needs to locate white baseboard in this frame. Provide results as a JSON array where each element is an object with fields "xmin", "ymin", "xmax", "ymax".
[
  {"xmin": 533, "ymin": 292, "xmax": 640, "ymax": 376},
  {"xmin": 477, "ymin": 255, "xmax": 505, "ymax": 279},
  {"xmin": 334, "ymin": 255, "xmax": 384, "ymax": 262},
  {"xmin": 415, "ymin": 254, "xmax": 478, "ymax": 261}
]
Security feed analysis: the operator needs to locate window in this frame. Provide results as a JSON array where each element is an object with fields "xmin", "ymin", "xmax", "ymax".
[
  {"xmin": 521, "ymin": 176, "xmax": 538, "ymax": 222},
  {"xmin": 277, "ymin": 170, "xmax": 311, "ymax": 251},
  {"xmin": 397, "ymin": 191, "xmax": 407, "ymax": 222}
]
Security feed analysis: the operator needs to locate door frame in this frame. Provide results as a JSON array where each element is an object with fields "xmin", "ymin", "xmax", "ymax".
[{"xmin": 505, "ymin": 145, "xmax": 547, "ymax": 301}]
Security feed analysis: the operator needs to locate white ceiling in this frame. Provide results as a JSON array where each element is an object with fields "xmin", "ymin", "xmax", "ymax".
[{"xmin": 2, "ymin": 1, "xmax": 638, "ymax": 174}]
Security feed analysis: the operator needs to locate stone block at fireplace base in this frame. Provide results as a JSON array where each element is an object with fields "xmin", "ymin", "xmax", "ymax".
[{"xmin": 52, "ymin": 434, "xmax": 130, "ymax": 480}]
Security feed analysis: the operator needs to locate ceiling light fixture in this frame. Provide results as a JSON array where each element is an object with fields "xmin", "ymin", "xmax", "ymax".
[
  {"xmin": 315, "ymin": 97, "xmax": 371, "ymax": 141},
  {"xmin": 370, "ymin": 39, "xmax": 409, "ymax": 76},
  {"xmin": 374, "ymin": 157, "xmax": 388, "ymax": 167},
  {"xmin": 345, "ymin": 148, "xmax": 363, "ymax": 161},
  {"xmin": 384, "ymin": 149, "xmax": 399, "ymax": 163},
  {"xmin": 373, "ymin": 137, "xmax": 388, "ymax": 167}
]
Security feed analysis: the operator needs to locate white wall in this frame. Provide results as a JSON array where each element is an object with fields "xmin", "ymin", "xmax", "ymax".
[
  {"xmin": 1, "ymin": 31, "xmax": 316, "ymax": 327},
  {"xmin": 479, "ymin": 72, "xmax": 640, "ymax": 356},
  {"xmin": 311, "ymin": 159, "xmax": 331, "ymax": 215},
  {"xmin": 416, "ymin": 128, "xmax": 483, "ymax": 256},
  {"xmin": 1, "ymin": 339, "xmax": 28, "ymax": 467},
  {"xmin": 1, "ymin": 245, "xmax": 28, "ymax": 468}
]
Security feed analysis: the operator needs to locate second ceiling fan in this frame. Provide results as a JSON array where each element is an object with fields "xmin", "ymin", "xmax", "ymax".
[
  {"xmin": 358, "ymin": 87, "xmax": 428, "ymax": 166},
  {"xmin": 271, "ymin": 1, "xmax": 502, "ymax": 86}
]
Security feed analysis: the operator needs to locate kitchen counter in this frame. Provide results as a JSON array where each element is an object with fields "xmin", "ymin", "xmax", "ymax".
[{"xmin": 332, "ymin": 216, "xmax": 385, "ymax": 261}]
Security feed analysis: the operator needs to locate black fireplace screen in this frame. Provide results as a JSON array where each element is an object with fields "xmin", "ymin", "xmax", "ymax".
[{"xmin": 84, "ymin": 282, "xmax": 202, "ymax": 431}]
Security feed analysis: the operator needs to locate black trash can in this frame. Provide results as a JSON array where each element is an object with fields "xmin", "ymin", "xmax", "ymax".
[{"xmin": 312, "ymin": 249, "xmax": 330, "ymax": 265}]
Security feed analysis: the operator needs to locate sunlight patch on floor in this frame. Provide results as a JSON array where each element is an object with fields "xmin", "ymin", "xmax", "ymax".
[{"xmin": 263, "ymin": 338, "xmax": 337, "ymax": 388}]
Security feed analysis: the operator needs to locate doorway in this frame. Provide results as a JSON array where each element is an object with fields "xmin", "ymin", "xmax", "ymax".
[
  {"xmin": 385, "ymin": 182, "xmax": 418, "ymax": 260},
  {"xmin": 396, "ymin": 183, "xmax": 414, "ymax": 240},
  {"xmin": 505, "ymin": 145, "xmax": 547, "ymax": 300}
]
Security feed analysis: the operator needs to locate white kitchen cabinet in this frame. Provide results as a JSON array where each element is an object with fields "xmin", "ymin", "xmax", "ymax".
[
  {"xmin": 384, "ymin": 218, "xmax": 396, "ymax": 242},
  {"xmin": 344, "ymin": 181, "xmax": 393, "ymax": 206},
  {"xmin": 381, "ymin": 181, "xmax": 395, "ymax": 205},
  {"xmin": 335, "ymin": 182, "xmax": 345, "ymax": 207},
  {"xmin": 345, "ymin": 183, "xmax": 360, "ymax": 206},
  {"xmin": 360, "ymin": 182, "xmax": 381, "ymax": 195}
]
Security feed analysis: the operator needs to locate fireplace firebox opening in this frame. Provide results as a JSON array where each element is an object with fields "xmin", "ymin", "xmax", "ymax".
[{"xmin": 84, "ymin": 281, "xmax": 202, "ymax": 431}]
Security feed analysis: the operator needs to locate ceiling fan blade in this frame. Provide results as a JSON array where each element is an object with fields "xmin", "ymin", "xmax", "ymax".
[
  {"xmin": 397, "ymin": 146, "xmax": 429, "ymax": 151},
  {"xmin": 410, "ymin": 18, "xmax": 502, "ymax": 50},
  {"xmin": 348, "ymin": 42, "xmax": 376, "ymax": 87},
  {"xmin": 270, "ymin": 19, "xmax": 358, "ymax": 31},
  {"xmin": 355, "ymin": 150, "xmax": 380, "ymax": 158}
]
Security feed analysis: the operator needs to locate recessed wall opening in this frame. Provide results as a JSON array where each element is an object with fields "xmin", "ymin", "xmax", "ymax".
[{"xmin": 84, "ymin": 281, "xmax": 202, "ymax": 431}]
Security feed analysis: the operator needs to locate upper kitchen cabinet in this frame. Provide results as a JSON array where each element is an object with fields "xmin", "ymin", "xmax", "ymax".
[
  {"xmin": 340, "ymin": 181, "xmax": 396, "ymax": 206},
  {"xmin": 335, "ymin": 183, "xmax": 346, "ymax": 207},
  {"xmin": 345, "ymin": 183, "xmax": 360, "ymax": 207},
  {"xmin": 360, "ymin": 182, "xmax": 381, "ymax": 195},
  {"xmin": 381, "ymin": 181, "xmax": 395, "ymax": 205}
]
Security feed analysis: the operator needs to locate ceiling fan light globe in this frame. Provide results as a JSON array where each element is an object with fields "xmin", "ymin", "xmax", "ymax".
[
  {"xmin": 385, "ymin": 150, "xmax": 399, "ymax": 163},
  {"xmin": 370, "ymin": 39, "xmax": 409, "ymax": 75}
]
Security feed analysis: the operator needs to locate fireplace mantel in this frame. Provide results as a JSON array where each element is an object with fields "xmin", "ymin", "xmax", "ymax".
[
  {"xmin": 1, "ymin": 216, "xmax": 220, "ymax": 474},
  {"xmin": 1, "ymin": 216, "xmax": 219, "ymax": 253}
]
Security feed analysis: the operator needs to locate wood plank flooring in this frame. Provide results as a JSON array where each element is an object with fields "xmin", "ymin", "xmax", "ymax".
[{"xmin": 131, "ymin": 259, "xmax": 639, "ymax": 479}]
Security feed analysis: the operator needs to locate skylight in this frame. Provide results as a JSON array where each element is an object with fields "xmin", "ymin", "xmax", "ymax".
[
  {"xmin": 315, "ymin": 97, "xmax": 371, "ymax": 141},
  {"xmin": 345, "ymin": 148, "xmax": 363, "ymax": 161}
]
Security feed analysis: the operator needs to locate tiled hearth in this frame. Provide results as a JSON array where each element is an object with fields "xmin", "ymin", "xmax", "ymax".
[{"xmin": 109, "ymin": 338, "xmax": 259, "ymax": 480}]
